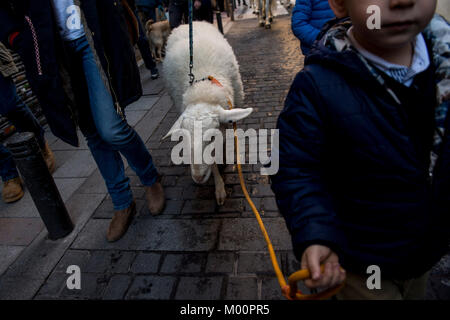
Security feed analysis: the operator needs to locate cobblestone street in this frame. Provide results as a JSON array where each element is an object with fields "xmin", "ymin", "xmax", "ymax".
[{"xmin": 0, "ymin": 11, "xmax": 449, "ymax": 300}]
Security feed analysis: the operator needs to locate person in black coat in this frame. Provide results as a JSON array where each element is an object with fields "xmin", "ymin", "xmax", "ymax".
[
  {"xmin": 271, "ymin": 0, "xmax": 449, "ymax": 299},
  {"xmin": 193, "ymin": 0, "xmax": 213, "ymax": 24},
  {"xmin": 168, "ymin": 0, "xmax": 189, "ymax": 29},
  {"xmin": 0, "ymin": 0, "xmax": 166, "ymax": 242}
]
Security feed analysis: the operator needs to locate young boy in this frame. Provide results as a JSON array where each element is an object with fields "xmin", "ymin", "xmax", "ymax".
[{"xmin": 271, "ymin": 0, "xmax": 450, "ymax": 299}]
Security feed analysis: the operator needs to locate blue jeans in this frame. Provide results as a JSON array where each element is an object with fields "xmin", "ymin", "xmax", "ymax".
[
  {"xmin": 0, "ymin": 74, "xmax": 45, "ymax": 182},
  {"xmin": 64, "ymin": 36, "xmax": 158, "ymax": 210}
]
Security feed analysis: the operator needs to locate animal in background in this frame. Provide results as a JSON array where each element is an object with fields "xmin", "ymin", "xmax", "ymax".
[{"xmin": 145, "ymin": 19, "xmax": 171, "ymax": 61}]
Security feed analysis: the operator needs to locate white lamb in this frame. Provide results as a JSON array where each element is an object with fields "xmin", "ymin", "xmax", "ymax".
[{"xmin": 162, "ymin": 21, "xmax": 253, "ymax": 205}]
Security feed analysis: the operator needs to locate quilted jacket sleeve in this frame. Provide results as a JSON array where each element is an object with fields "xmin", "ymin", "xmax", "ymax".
[
  {"xmin": 271, "ymin": 70, "xmax": 346, "ymax": 261},
  {"xmin": 291, "ymin": 0, "xmax": 321, "ymax": 48}
]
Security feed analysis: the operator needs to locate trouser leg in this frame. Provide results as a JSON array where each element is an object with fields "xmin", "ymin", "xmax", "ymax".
[
  {"xmin": 134, "ymin": 8, "xmax": 157, "ymax": 70},
  {"xmin": 65, "ymin": 36, "xmax": 158, "ymax": 210}
]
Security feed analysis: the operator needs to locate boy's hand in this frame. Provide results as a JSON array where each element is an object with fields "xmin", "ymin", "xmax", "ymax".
[{"xmin": 301, "ymin": 244, "xmax": 346, "ymax": 289}]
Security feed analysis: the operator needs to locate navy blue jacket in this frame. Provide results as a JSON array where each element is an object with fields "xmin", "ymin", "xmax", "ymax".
[
  {"xmin": 291, "ymin": 0, "xmax": 335, "ymax": 55},
  {"xmin": 272, "ymin": 21, "xmax": 450, "ymax": 279}
]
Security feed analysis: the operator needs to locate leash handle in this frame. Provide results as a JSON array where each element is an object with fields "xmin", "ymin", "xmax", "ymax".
[{"xmin": 282, "ymin": 265, "xmax": 345, "ymax": 300}]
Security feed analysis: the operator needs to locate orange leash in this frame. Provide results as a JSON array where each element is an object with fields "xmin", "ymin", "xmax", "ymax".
[{"xmin": 210, "ymin": 76, "xmax": 345, "ymax": 300}]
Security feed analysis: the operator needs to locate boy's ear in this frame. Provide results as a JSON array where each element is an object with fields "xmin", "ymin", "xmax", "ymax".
[{"xmin": 328, "ymin": 0, "xmax": 348, "ymax": 19}]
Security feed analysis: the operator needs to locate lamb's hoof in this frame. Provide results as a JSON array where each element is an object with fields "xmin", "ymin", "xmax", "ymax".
[
  {"xmin": 259, "ymin": 21, "xmax": 265, "ymax": 27},
  {"xmin": 215, "ymin": 187, "xmax": 227, "ymax": 206},
  {"xmin": 265, "ymin": 23, "xmax": 271, "ymax": 29},
  {"xmin": 269, "ymin": 17, "xmax": 273, "ymax": 22}
]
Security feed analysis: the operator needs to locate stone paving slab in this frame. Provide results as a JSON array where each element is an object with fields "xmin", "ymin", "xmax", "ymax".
[
  {"xmin": 124, "ymin": 111, "xmax": 147, "ymax": 127},
  {"xmin": 238, "ymin": 252, "xmax": 283, "ymax": 274},
  {"xmin": 126, "ymin": 275, "xmax": 176, "ymax": 300},
  {"xmin": 0, "ymin": 245, "xmax": 24, "ymax": 275},
  {"xmin": 1, "ymin": 194, "xmax": 105, "ymax": 281},
  {"xmin": 175, "ymin": 277, "xmax": 224, "ymax": 300},
  {"xmin": 0, "ymin": 277, "xmax": 45, "ymax": 300},
  {"xmin": 52, "ymin": 150, "xmax": 97, "ymax": 178},
  {"xmin": 219, "ymin": 218, "xmax": 292, "ymax": 251},
  {"xmin": 225, "ymin": 276, "xmax": 258, "ymax": 300},
  {"xmin": 0, "ymin": 218, "xmax": 43, "ymax": 246},
  {"xmin": 126, "ymin": 95, "xmax": 160, "ymax": 112},
  {"xmin": 49, "ymin": 131, "xmax": 89, "ymax": 151},
  {"xmin": 102, "ymin": 274, "xmax": 133, "ymax": 300},
  {"xmin": 76, "ymin": 169, "xmax": 108, "ymax": 195},
  {"xmin": 0, "ymin": 178, "xmax": 83, "ymax": 219},
  {"xmin": 134, "ymin": 94, "xmax": 173, "ymax": 143},
  {"xmin": 72, "ymin": 218, "xmax": 221, "ymax": 251},
  {"xmin": 205, "ymin": 252, "xmax": 236, "ymax": 274},
  {"xmin": 0, "ymin": 191, "xmax": 40, "ymax": 218},
  {"xmin": 130, "ymin": 252, "xmax": 161, "ymax": 274},
  {"xmin": 161, "ymin": 253, "xmax": 206, "ymax": 274},
  {"xmin": 54, "ymin": 178, "xmax": 86, "ymax": 202}
]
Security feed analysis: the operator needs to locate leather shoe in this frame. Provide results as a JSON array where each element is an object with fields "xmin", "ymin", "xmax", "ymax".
[
  {"xmin": 145, "ymin": 178, "xmax": 165, "ymax": 216},
  {"xmin": 107, "ymin": 200, "xmax": 136, "ymax": 242},
  {"xmin": 2, "ymin": 177, "xmax": 24, "ymax": 203}
]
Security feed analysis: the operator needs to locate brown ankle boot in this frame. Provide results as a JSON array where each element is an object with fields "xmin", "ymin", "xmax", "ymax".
[
  {"xmin": 145, "ymin": 179, "xmax": 166, "ymax": 216},
  {"xmin": 41, "ymin": 141, "xmax": 56, "ymax": 174},
  {"xmin": 2, "ymin": 177, "xmax": 24, "ymax": 203},
  {"xmin": 107, "ymin": 200, "xmax": 136, "ymax": 242}
]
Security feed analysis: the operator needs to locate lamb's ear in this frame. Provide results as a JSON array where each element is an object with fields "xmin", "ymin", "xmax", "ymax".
[
  {"xmin": 162, "ymin": 114, "xmax": 184, "ymax": 140},
  {"xmin": 217, "ymin": 107, "xmax": 253, "ymax": 123}
]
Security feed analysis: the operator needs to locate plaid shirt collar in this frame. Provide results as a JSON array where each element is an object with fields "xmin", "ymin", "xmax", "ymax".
[{"xmin": 347, "ymin": 27, "xmax": 430, "ymax": 87}]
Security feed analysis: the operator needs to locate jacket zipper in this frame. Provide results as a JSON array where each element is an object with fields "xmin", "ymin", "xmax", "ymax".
[
  {"xmin": 24, "ymin": 16, "xmax": 43, "ymax": 76},
  {"xmin": 102, "ymin": 51, "xmax": 125, "ymax": 120}
]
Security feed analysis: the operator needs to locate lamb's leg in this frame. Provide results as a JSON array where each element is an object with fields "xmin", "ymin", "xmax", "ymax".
[{"xmin": 212, "ymin": 163, "xmax": 226, "ymax": 205}]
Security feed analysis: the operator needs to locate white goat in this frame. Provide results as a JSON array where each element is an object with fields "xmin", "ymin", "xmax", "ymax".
[{"xmin": 162, "ymin": 22, "xmax": 253, "ymax": 205}]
